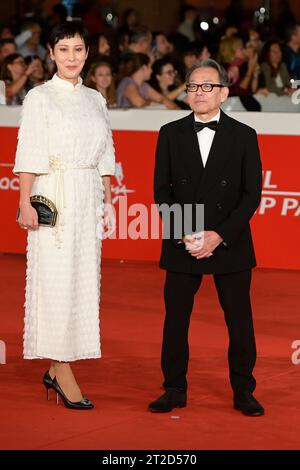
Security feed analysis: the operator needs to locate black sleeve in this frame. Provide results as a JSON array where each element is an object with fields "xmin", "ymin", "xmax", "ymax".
[
  {"xmin": 215, "ymin": 128, "xmax": 262, "ymax": 246},
  {"xmin": 154, "ymin": 126, "xmax": 184, "ymax": 246},
  {"xmin": 154, "ymin": 126, "xmax": 175, "ymax": 207}
]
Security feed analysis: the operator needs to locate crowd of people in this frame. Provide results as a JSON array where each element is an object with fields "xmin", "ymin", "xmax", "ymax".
[{"xmin": 0, "ymin": 3, "xmax": 300, "ymax": 110}]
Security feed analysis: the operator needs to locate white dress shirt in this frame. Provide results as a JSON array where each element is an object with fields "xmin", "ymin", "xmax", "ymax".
[{"xmin": 194, "ymin": 110, "xmax": 220, "ymax": 167}]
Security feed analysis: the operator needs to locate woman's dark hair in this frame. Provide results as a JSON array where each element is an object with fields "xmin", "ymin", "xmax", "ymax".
[
  {"xmin": 49, "ymin": 21, "xmax": 89, "ymax": 50},
  {"xmin": 0, "ymin": 53, "xmax": 23, "ymax": 81},
  {"xmin": 260, "ymin": 40, "xmax": 283, "ymax": 76},
  {"xmin": 149, "ymin": 58, "xmax": 174, "ymax": 91},
  {"xmin": 89, "ymin": 33, "xmax": 109, "ymax": 60},
  {"xmin": 152, "ymin": 58, "xmax": 173, "ymax": 77},
  {"xmin": 118, "ymin": 53, "xmax": 150, "ymax": 79}
]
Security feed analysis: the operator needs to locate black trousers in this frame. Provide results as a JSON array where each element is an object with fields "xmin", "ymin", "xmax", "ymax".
[{"xmin": 162, "ymin": 269, "xmax": 257, "ymax": 394}]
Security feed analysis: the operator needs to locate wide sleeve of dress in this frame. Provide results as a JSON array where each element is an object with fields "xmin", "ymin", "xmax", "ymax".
[
  {"xmin": 97, "ymin": 94, "xmax": 115, "ymax": 177},
  {"xmin": 13, "ymin": 88, "xmax": 49, "ymax": 175}
]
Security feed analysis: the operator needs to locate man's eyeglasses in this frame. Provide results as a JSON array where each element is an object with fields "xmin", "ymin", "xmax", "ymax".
[{"xmin": 186, "ymin": 83, "xmax": 225, "ymax": 93}]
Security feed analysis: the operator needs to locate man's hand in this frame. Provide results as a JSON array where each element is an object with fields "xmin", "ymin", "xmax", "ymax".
[{"xmin": 183, "ymin": 231, "xmax": 223, "ymax": 259}]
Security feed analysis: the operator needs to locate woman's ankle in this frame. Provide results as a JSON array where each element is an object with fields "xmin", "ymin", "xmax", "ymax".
[{"xmin": 49, "ymin": 360, "xmax": 57, "ymax": 379}]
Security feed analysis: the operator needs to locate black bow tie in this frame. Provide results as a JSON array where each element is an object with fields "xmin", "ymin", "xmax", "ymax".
[{"xmin": 194, "ymin": 120, "xmax": 218, "ymax": 132}]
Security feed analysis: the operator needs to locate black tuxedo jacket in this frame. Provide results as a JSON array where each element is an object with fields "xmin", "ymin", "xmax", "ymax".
[{"xmin": 154, "ymin": 110, "xmax": 262, "ymax": 274}]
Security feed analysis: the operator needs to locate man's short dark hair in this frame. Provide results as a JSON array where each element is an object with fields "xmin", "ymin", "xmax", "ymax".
[
  {"xmin": 185, "ymin": 59, "xmax": 230, "ymax": 86},
  {"xmin": 49, "ymin": 21, "xmax": 89, "ymax": 50}
]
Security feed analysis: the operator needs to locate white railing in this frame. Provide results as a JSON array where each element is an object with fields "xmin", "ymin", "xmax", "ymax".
[{"xmin": 0, "ymin": 105, "xmax": 300, "ymax": 135}]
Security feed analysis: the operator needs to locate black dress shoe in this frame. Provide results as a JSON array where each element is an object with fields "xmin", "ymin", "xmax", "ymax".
[
  {"xmin": 233, "ymin": 391, "xmax": 264, "ymax": 416},
  {"xmin": 148, "ymin": 390, "xmax": 187, "ymax": 413}
]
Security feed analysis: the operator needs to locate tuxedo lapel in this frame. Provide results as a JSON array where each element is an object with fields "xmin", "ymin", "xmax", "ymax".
[
  {"xmin": 178, "ymin": 112, "xmax": 204, "ymax": 178},
  {"xmin": 196, "ymin": 110, "xmax": 235, "ymax": 198}
]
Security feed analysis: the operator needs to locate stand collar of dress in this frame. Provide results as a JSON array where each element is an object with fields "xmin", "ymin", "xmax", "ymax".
[{"xmin": 51, "ymin": 73, "xmax": 83, "ymax": 91}]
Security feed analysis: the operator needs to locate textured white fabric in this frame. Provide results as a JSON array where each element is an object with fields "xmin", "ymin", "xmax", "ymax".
[
  {"xmin": 13, "ymin": 74, "xmax": 115, "ymax": 361},
  {"xmin": 194, "ymin": 110, "xmax": 220, "ymax": 167}
]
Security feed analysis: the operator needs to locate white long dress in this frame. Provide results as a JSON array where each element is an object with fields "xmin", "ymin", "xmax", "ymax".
[{"xmin": 13, "ymin": 74, "xmax": 115, "ymax": 361}]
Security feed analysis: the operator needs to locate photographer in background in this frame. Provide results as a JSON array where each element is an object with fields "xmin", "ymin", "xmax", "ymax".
[{"xmin": 0, "ymin": 53, "xmax": 40, "ymax": 105}]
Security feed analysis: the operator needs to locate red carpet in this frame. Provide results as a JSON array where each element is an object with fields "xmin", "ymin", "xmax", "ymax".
[{"xmin": 0, "ymin": 254, "xmax": 300, "ymax": 450}]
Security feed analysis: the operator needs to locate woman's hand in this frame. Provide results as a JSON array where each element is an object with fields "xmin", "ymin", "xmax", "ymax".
[
  {"xmin": 102, "ymin": 203, "xmax": 116, "ymax": 239},
  {"xmin": 228, "ymin": 65, "xmax": 239, "ymax": 84},
  {"xmin": 17, "ymin": 203, "xmax": 38, "ymax": 230},
  {"xmin": 248, "ymin": 53, "xmax": 258, "ymax": 72}
]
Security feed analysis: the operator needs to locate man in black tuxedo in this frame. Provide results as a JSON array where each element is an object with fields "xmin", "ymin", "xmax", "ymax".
[{"xmin": 149, "ymin": 59, "xmax": 264, "ymax": 416}]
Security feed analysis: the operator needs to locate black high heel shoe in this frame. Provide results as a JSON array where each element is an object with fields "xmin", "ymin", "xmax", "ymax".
[
  {"xmin": 43, "ymin": 370, "xmax": 54, "ymax": 401},
  {"xmin": 52, "ymin": 377, "xmax": 94, "ymax": 410}
]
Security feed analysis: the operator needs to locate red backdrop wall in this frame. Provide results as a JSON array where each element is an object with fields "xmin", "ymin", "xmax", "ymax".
[{"xmin": 1, "ymin": 124, "xmax": 300, "ymax": 270}]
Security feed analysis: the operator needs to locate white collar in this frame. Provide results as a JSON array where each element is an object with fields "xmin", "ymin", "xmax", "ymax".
[
  {"xmin": 51, "ymin": 73, "xmax": 83, "ymax": 91},
  {"xmin": 194, "ymin": 110, "xmax": 221, "ymax": 123}
]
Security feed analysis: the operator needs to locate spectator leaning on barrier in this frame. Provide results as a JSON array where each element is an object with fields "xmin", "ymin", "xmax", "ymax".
[
  {"xmin": 117, "ymin": 52, "xmax": 178, "ymax": 109},
  {"xmin": 258, "ymin": 40, "xmax": 292, "ymax": 97},
  {"xmin": 282, "ymin": 23, "xmax": 300, "ymax": 80},
  {"xmin": 219, "ymin": 35, "xmax": 261, "ymax": 111},
  {"xmin": 219, "ymin": 36, "xmax": 259, "ymax": 96},
  {"xmin": 85, "ymin": 60, "xmax": 117, "ymax": 107},
  {"xmin": 149, "ymin": 58, "xmax": 188, "ymax": 109},
  {"xmin": 0, "ymin": 53, "xmax": 40, "ymax": 105}
]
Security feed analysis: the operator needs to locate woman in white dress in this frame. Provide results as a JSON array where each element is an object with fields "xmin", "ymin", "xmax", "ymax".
[{"xmin": 13, "ymin": 22, "xmax": 115, "ymax": 409}]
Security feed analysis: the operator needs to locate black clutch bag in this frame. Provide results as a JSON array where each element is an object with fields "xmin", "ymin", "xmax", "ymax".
[{"xmin": 17, "ymin": 195, "xmax": 58, "ymax": 227}]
